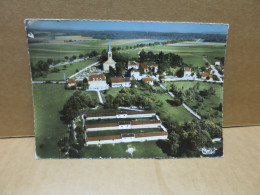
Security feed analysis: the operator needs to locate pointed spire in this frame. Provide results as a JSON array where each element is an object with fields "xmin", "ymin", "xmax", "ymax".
[{"xmin": 108, "ymin": 40, "xmax": 111, "ymax": 52}]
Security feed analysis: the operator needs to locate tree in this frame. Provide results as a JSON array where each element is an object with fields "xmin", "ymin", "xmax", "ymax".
[
  {"xmin": 176, "ymin": 68, "xmax": 184, "ymax": 78},
  {"xmin": 64, "ymin": 56, "xmax": 69, "ymax": 60},
  {"xmin": 79, "ymin": 54, "xmax": 84, "ymax": 58}
]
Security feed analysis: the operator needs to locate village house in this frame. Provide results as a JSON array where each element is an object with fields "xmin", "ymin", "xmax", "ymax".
[
  {"xmin": 110, "ymin": 77, "xmax": 131, "ymax": 88},
  {"xmin": 184, "ymin": 67, "xmax": 192, "ymax": 77},
  {"xmin": 141, "ymin": 63, "xmax": 158, "ymax": 73},
  {"xmin": 143, "ymin": 77, "xmax": 154, "ymax": 86},
  {"xmin": 127, "ymin": 61, "xmax": 139, "ymax": 70},
  {"xmin": 209, "ymin": 75, "xmax": 213, "ymax": 81},
  {"xmin": 215, "ymin": 59, "xmax": 221, "ymax": 66},
  {"xmin": 88, "ymin": 74, "xmax": 109, "ymax": 90},
  {"xmin": 103, "ymin": 40, "xmax": 116, "ymax": 72},
  {"xmin": 130, "ymin": 69, "xmax": 140, "ymax": 80},
  {"xmin": 208, "ymin": 67, "xmax": 215, "ymax": 74},
  {"xmin": 201, "ymin": 72, "xmax": 210, "ymax": 80},
  {"xmin": 67, "ymin": 79, "xmax": 76, "ymax": 87}
]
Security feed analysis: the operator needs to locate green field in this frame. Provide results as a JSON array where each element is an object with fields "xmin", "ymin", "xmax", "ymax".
[
  {"xmin": 105, "ymin": 87, "xmax": 196, "ymax": 124},
  {"xmin": 33, "ymin": 58, "xmax": 97, "ymax": 81},
  {"xmin": 144, "ymin": 44, "xmax": 225, "ymax": 68},
  {"xmin": 83, "ymin": 141, "xmax": 169, "ymax": 158},
  {"xmin": 33, "ymin": 84, "xmax": 74, "ymax": 158},
  {"xmin": 33, "ymin": 84, "xmax": 99, "ymax": 158},
  {"xmin": 166, "ymin": 81, "xmax": 223, "ymax": 123}
]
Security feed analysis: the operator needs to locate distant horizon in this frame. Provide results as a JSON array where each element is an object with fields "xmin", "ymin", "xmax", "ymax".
[{"xmin": 26, "ymin": 20, "xmax": 229, "ymax": 35}]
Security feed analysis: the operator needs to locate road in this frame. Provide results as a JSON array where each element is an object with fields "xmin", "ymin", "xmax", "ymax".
[
  {"xmin": 68, "ymin": 61, "xmax": 99, "ymax": 79},
  {"xmin": 203, "ymin": 57, "xmax": 223, "ymax": 82},
  {"xmin": 49, "ymin": 57, "xmax": 89, "ymax": 68}
]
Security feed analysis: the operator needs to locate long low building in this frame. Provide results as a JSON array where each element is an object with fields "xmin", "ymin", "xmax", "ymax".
[
  {"xmin": 85, "ymin": 110, "xmax": 156, "ymax": 120},
  {"xmin": 85, "ymin": 120, "xmax": 161, "ymax": 131},
  {"xmin": 86, "ymin": 131, "xmax": 168, "ymax": 145}
]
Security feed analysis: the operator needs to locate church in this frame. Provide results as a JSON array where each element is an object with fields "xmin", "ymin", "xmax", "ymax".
[{"xmin": 103, "ymin": 40, "xmax": 116, "ymax": 72}]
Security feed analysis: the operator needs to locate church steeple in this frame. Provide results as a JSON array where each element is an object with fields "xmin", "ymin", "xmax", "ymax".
[
  {"xmin": 108, "ymin": 40, "xmax": 111, "ymax": 52},
  {"xmin": 108, "ymin": 40, "xmax": 112, "ymax": 59}
]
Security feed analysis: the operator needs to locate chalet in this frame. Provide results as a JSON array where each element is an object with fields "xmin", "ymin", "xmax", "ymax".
[
  {"xmin": 103, "ymin": 40, "xmax": 116, "ymax": 72},
  {"xmin": 127, "ymin": 61, "xmax": 139, "ymax": 70},
  {"xmin": 130, "ymin": 69, "xmax": 140, "ymax": 80},
  {"xmin": 209, "ymin": 75, "xmax": 213, "ymax": 81},
  {"xmin": 143, "ymin": 77, "xmax": 154, "ymax": 86},
  {"xmin": 184, "ymin": 67, "xmax": 192, "ymax": 77},
  {"xmin": 67, "ymin": 79, "xmax": 76, "ymax": 87},
  {"xmin": 141, "ymin": 63, "xmax": 158, "ymax": 73},
  {"xmin": 88, "ymin": 74, "xmax": 109, "ymax": 90},
  {"xmin": 110, "ymin": 77, "xmax": 131, "ymax": 88},
  {"xmin": 201, "ymin": 72, "xmax": 210, "ymax": 80}
]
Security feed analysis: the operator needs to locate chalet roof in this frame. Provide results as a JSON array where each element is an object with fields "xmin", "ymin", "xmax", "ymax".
[
  {"xmin": 201, "ymin": 72, "xmax": 210, "ymax": 77},
  {"xmin": 67, "ymin": 79, "xmax": 76, "ymax": 84},
  {"xmin": 88, "ymin": 74, "xmax": 106, "ymax": 81},
  {"xmin": 143, "ymin": 77, "xmax": 154, "ymax": 82},
  {"xmin": 111, "ymin": 77, "xmax": 131, "ymax": 83}
]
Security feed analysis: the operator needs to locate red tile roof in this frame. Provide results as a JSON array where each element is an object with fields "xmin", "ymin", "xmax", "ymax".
[
  {"xmin": 185, "ymin": 67, "xmax": 191, "ymax": 72},
  {"xmin": 135, "ymin": 131, "xmax": 168, "ymax": 138},
  {"xmin": 111, "ymin": 77, "xmax": 125, "ymax": 83},
  {"xmin": 201, "ymin": 72, "xmax": 210, "ymax": 77},
  {"xmin": 88, "ymin": 74, "xmax": 106, "ymax": 81},
  {"xmin": 143, "ymin": 77, "xmax": 154, "ymax": 82},
  {"xmin": 86, "ymin": 135, "xmax": 121, "ymax": 141},
  {"xmin": 141, "ymin": 63, "xmax": 149, "ymax": 69},
  {"xmin": 67, "ymin": 79, "xmax": 76, "ymax": 84},
  {"xmin": 131, "ymin": 68, "xmax": 140, "ymax": 72},
  {"xmin": 121, "ymin": 133, "xmax": 135, "ymax": 138},
  {"xmin": 131, "ymin": 120, "xmax": 161, "ymax": 126}
]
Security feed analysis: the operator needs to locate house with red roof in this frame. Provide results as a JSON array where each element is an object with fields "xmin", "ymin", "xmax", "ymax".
[
  {"xmin": 201, "ymin": 72, "xmax": 210, "ymax": 80},
  {"xmin": 110, "ymin": 77, "xmax": 131, "ymax": 88},
  {"xmin": 67, "ymin": 79, "xmax": 76, "ymax": 87},
  {"xmin": 143, "ymin": 77, "xmax": 154, "ymax": 86},
  {"xmin": 130, "ymin": 68, "xmax": 140, "ymax": 80},
  {"xmin": 184, "ymin": 67, "xmax": 192, "ymax": 77},
  {"xmin": 88, "ymin": 74, "xmax": 109, "ymax": 90},
  {"xmin": 127, "ymin": 61, "xmax": 139, "ymax": 70}
]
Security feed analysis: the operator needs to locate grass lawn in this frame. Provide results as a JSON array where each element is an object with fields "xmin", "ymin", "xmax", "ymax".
[
  {"xmin": 83, "ymin": 140, "xmax": 169, "ymax": 158},
  {"xmin": 87, "ymin": 128, "xmax": 163, "ymax": 137},
  {"xmin": 33, "ymin": 84, "xmax": 74, "ymax": 158},
  {"xmin": 166, "ymin": 81, "xmax": 223, "ymax": 123},
  {"xmin": 33, "ymin": 58, "xmax": 97, "ymax": 81},
  {"xmin": 105, "ymin": 86, "xmax": 196, "ymax": 124}
]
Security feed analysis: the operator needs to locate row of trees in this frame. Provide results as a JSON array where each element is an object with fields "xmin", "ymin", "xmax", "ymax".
[
  {"xmin": 60, "ymin": 91, "xmax": 98, "ymax": 124},
  {"xmin": 158, "ymin": 120, "xmax": 222, "ymax": 157}
]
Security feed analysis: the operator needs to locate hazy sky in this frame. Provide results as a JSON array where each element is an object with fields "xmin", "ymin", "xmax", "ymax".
[{"xmin": 26, "ymin": 20, "xmax": 229, "ymax": 34}]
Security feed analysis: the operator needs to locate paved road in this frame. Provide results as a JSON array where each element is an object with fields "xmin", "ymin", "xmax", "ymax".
[{"xmin": 162, "ymin": 77, "xmax": 223, "ymax": 83}]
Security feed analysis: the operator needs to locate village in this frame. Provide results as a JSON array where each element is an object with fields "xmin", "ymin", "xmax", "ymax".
[{"xmin": 61, "ymin": 40, "xmax": 224, "ymax": 149}]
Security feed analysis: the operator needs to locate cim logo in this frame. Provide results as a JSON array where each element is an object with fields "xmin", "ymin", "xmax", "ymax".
[{"xmin": 199, "ymin": 147, "xmax": 217, "ymax": 155}]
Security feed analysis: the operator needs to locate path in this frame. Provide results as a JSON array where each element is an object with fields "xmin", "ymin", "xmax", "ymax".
[
  {"xmin": 158, "ymin": 82, "xmax": 201, "ymax": 120},
  {"xmin": 162, "ymin": 77, "xmax": 223, "ymax": 83},
  {"xmin": 96, "ymin": 90, "xmax": 104, "ymax": 104},
  {"xmin": 68, "ymin": 61, "xmax": 99, "ymax": 79},
  {"xmin": 32, "ymin": 81, "xmax": 67, "ymax": 84},
  {"xmin": 203, "ymin": 57, "xmax": 223, "ymax": 82},
  {"xmin": 49, "ymin": 57, "xmax": 89, "ymax": 68}
]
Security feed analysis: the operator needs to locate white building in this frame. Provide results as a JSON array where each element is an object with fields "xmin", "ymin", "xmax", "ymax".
[
  {"xmin": 67, "ymin": 79, "xmax": 76, "ymax": 87},
  {"xmin": 88, "ymin": 74, "xmax": 109, "ymax": 90},
  {"xmin": 143, "ymin": 77, "xmax": 154, "ymax": 86},
  {"xmin": 215, "ymin": 59, "xmax": 221, "ymax": 66},
  {"xmin": 131, "ymin": 69, "xmax": 140, "ymax": 80},
  {"xmin": 103, "ymin": 40, "xmax": 116, "ymax": 72},
  {"xmin": 184, "ymin": 67, "xmax": 192, "ymax": 77},
  {"xmin": 127, "ymin": 61, "xmax": 139, "ymax": 70},
  {"xmin": 110, "ymin": 77, "xmax": 131, "ymax": 88}
]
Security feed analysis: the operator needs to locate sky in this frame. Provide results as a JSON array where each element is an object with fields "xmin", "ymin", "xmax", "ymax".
[{"xmin": 26, "ymin": 20, "xmax": 229, "ymax": 34}]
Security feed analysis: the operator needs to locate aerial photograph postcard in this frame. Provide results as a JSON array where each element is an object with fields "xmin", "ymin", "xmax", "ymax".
[{"xmin": 25, "ymin": 20, "xmax": 228, "ymax": 159}]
